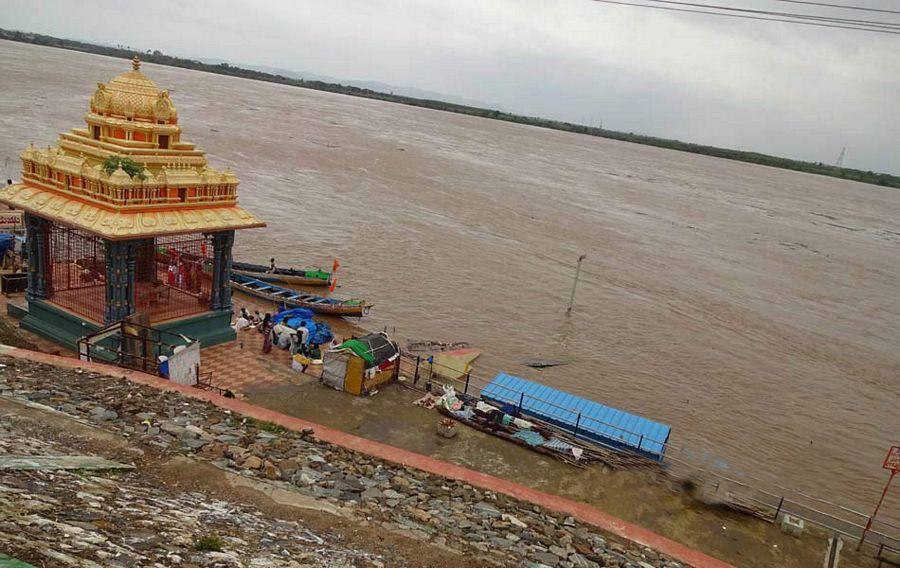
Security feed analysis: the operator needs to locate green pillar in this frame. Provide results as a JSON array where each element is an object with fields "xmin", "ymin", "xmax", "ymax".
[
  {"xmin": 104, "ymin": 239, "xmax": 138, "ymax": 325},
  {"xmin": 210, "ymin": 230, "xmax": 234, "ymax": 311},
  {"xmin": 24, "ymin": 213, "xmax": 48, "ymax": 301}
]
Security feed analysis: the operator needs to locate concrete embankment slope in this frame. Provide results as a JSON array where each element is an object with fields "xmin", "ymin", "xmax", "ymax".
[{"xmin": 0, "ymin": 345, "xmax": 728, "ymax": 568}]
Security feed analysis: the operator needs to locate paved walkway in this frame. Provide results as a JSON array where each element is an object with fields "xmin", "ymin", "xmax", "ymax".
[
  {"xmin": 0, "ymin": 344, "xmax": 732, "ymax": 568},
  {"xmin": 0, "ymin": 290, "xmax": 300, "ymax": 394}
]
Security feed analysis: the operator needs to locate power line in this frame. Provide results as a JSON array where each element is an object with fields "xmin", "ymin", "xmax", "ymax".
[
  {"xmin": 639, "ymin": 0, "xmax": 900, "ymax": 28},
  {"xmin": 590, "ymin": 0, "xmax": 900, "ymax": 33},
  {"xmin": 771, "ymin": 0, "xmax": 900, "ymax": 15}
]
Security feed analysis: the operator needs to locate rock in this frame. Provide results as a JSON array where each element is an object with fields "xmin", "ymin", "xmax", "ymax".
[
  {"xmin": 263, "ymin": 460, "xmax": 280, "ymax": 479},
  {"xmin": 294, "ymin": 468, "xmax": 323, "ymax": 485},
  {"xmin": 550, "ymin": 545, "xmax": 570, "ymax": 558},
  {"xmin": 589, "ymin": 535, "xmax": 608, "ymax": 553},
  {"xmin": 390, "ymin": 475, "xmax": 411, "ymax": 490},
  {"xmin": 340, "ymin": 475, "xmax": 365, "ymax": 492},
  {"xmin": 182, "ymin": 438, "xmax": 208, "ymax": 450},
  {"xmin": 532, "ymin": 551, "xmax": 561, "ymax": 566},
  {"xmin": 277, "ymin": 458, "xmax": 301, "ymax": 477},
  {"xmin": 502, "ymin": 513, "xmax": 528, "ymax": 528},
  {"xmin": 242, "ymin": 455, "xmax": 263, "ymax": 469},
  {"xmin": 569, "ymin": 553, "xmax": 600, "ymax": 568},
  {"xmin": 361, "ymin": 488, "xmax": 383, "ymax": 501},
  {"xmin": 90, "ymin": 407, "xmax": 118, "ymax": 421},
  {"xmin": 184, "ymin": 424, "xmax": 207, "ymax": 438},
  {"xmin": 160, "ymin": 421, "xmax": 186, "ymax": 436},
  {"xmin": 473, "ymin": 501, "xmax": 502, "ymax": 519},
  {"xmin": 225, "ymin": 445, "xmax": 248, "ymax": 460},
  {"xmin": 563, "ymin": 516, "xmax": 577, "ymax": 527},
  {"xmin": 382, "ymin": 489, "xmax": 406, "ymax": 500}
]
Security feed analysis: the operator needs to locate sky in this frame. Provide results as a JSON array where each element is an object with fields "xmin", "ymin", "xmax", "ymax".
[{"xmin": 1, "ymin": 0, "xmax": 898, "ymax": 174}]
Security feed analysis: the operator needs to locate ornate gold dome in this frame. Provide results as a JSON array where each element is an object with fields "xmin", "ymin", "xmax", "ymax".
[{"xmin": 90, "ymin": 56, "xmax": 177, "ymax": 121}]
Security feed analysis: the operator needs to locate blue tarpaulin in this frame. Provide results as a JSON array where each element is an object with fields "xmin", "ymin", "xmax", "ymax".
[
  {"xmin": 480, "ymin": 373, "xmax": 671, "ymax": 461},
  {"xmin": 273, "ymin": 308, "xmax": 333, "ymax": 345},
  {"xmin": 0, "ymin": 234, "xmax": 15, "ymax": 258}
]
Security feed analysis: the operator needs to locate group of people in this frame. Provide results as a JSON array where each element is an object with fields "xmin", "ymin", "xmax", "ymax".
[
  {"xmin": 233, "ymin": 307, "xmax": 264, "ymax": 331},
  {"xmin": 165, "ymin": 253, "xmax": 202, "ymax": 293},
  {"xmin": 233, "ymin": 306, "xmax": 328, "ymax": 359}
]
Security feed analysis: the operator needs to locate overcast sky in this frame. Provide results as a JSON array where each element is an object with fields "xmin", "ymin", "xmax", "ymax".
[{"xmin": 2, "ymin": 0, "xmax": 898, "ymax": 173}]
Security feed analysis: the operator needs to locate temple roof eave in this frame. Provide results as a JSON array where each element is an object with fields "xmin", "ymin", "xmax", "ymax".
[
  {"xmin": 0, "ymin": 184, "xmax": 265, "ymax": 241},
  {"xmin": 57, "ymin": 135, "xmax": 207, "ymax": 164},
  {"xmin": 83, "ymin": 113, "xmax": 181, "ymax": 132}
]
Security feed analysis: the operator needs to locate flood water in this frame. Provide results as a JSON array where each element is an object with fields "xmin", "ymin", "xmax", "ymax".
[{"xmin": 1, "ymin": 40, "xmax": 897, "ymax": 521}]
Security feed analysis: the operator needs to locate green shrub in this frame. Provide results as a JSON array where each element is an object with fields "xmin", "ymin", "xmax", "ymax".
[
  {"xmin": 102, "ymin": 155, "xmax": 147, "ymax": 180},
  {"xmin": 194, "ymin": 534, "xmax": 224, "ymax": 552}
]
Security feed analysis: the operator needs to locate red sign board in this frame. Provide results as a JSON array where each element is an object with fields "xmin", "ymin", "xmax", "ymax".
[{"xmin": 884, "ymin": 446, "xmax": 900, "ymax": 472}]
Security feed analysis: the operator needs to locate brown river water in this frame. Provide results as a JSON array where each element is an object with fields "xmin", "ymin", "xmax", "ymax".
[{"xmin": 1, "ymin": 40, "xmax": 897, "ymax": 522}]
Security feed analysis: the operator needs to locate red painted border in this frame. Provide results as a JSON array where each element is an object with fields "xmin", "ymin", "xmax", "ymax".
[{"xmin": 0, "ymin": 345, "xmax": 731, "ymax": 568}]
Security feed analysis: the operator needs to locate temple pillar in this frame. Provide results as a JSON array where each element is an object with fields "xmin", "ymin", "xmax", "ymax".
[
  {"xmin": 24, "ymin": 213, "xmax": 49, "ymax": 301},
  {"xmin": 105, "ymin": 239, "xmax": 138, "ymax": 325},
  {"xmin": 210, "ymin": 230, "xmax": 234, "ymax": 311}
]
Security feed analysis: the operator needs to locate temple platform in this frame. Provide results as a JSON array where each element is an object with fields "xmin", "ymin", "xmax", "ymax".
[{"xmin": 5, "ymin": 294, "xmax": 234, "ymax": 352}]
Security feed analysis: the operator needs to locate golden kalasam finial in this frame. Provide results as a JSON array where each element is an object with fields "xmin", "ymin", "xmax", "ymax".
[{"xmin": 132, "ymin": 55, "xmax": 141, "ymax": 71}]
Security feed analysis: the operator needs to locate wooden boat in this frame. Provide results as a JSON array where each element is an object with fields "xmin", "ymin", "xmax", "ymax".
[
  {"xmin": 229, "ymin": 273, "xmax": 371, "ymax": 317},
  {"xmin": 232, "ymin": 261, "xmax": 331, "ymax": 286}
]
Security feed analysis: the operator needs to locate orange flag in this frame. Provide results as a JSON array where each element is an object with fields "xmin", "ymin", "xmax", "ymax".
[
  {"xmin": 329, "ymin": 277, "xmax": 338, "ymax": 293},
  {"xmin": 332, "ymin": 259, "xmax": 341, "ymax": 274}
]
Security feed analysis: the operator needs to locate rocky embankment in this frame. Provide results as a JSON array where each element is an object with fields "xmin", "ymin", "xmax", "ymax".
[
  {"xmin": 0, "ymin": 416, "xmax": 381, "ymax": 567},
  {"xmin": 0, "ymin": 356, "xmax": 682, "ymax": 568}
]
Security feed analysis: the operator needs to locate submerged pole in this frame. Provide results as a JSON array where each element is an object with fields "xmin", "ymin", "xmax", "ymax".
[{"xmin": 566, "ymin": 254, "xmax": 587, "ymax": 315}]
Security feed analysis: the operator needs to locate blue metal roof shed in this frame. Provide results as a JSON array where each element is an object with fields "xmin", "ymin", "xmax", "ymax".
[{"xmin": 480, "ymin": 373, "xmax": 671, "ymax": 461}]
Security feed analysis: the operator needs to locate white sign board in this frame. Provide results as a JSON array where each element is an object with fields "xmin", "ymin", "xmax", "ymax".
[
  {"xmin": 167, "ymin": 341, "xmax": 200, "ymax": 386},
  {"xmin": 0, "ymin": 211, "xmax": 23, "ymax": 229}
]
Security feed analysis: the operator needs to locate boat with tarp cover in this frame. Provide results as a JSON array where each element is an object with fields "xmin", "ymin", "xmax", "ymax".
[
  {"xmin": 229, "ymin": 273, "xmax": 371, "ymax": 317},
  {"xmin": 480, "ymin": 373, "xmax": 671, "ymax": 462},
  {"xmin": 232, "ymin": 261, "xmax": 331, "ymax": 286}
]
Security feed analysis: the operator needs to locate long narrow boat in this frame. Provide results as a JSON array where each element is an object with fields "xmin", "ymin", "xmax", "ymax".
[
  {"xmin": 232, "ymin": 261, "xmax": 331, "ymax": 286},
  {"xmin": 229, "ymin": 273, "xmax": 371, "ymax": 317}
]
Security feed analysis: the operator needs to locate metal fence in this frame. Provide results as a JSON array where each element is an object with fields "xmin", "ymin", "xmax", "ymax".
[{"xmin": 397, "ymin": 352, "xmax": 900, "ymax": 554}]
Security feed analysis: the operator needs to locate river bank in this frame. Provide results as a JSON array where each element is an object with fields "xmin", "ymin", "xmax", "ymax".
[
  {"xmin": 0, "ymin": 283, "xmax": 881, "ymax": 566},
  {"xmin": 0, "ymin": 354, "xmax": 693, "ymax": 568}
]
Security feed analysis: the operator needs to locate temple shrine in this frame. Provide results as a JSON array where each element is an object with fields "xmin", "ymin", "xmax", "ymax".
[{"xmin": 0, "ymin": 56, "xmax": 265, "ymax": 348}]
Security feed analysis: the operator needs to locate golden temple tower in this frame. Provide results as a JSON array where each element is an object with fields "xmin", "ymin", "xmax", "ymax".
[{"xmin": 0, "ymin": 56, "xmax": 265, "ymax": 348}]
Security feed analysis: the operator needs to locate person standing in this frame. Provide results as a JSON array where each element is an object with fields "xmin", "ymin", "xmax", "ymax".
[
  {"xmin": 267, "ymin": 257, "xmax": 276, "ymax": 273},
  {"xmin": 297, "ymin": 321, "xmax": 310, "ymax": 346},
  {"xmin": 261, "ymin": 313, "xmax": 274, "ymax": 353}
]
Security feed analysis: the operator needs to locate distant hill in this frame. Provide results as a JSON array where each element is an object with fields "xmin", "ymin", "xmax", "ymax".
[
  {"xmin": 1, "ymin": 28, "xmax": 896, "ymax": 189},
  {"xmin": 242, "ymin": 63, "xmax": 501, "ymax": 109}
]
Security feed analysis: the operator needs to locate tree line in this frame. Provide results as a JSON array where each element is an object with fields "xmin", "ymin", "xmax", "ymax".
[{"xmin": 2, "ymin": 28, "xmax": 896, "ymax": 189}]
